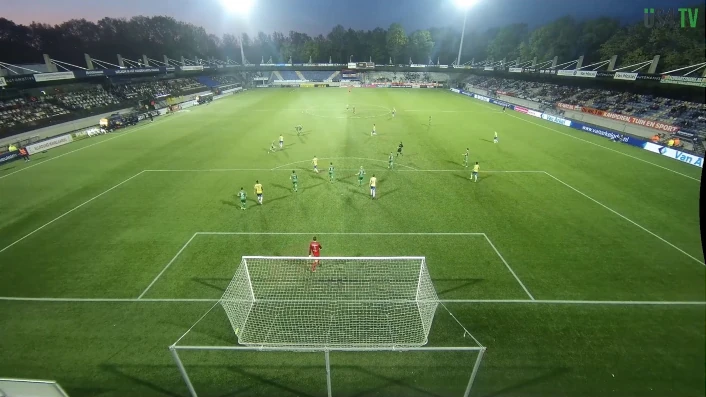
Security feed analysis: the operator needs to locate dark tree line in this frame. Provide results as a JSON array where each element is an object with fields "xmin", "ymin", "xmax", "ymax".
[{"xmin": 0, "ymin": 5, "xmax": 703, "ymax": 72}]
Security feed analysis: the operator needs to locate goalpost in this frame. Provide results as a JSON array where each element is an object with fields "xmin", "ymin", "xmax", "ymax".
[{"xmin": 170, "ymin": 256, "xmax": 486, "ymax": 397}]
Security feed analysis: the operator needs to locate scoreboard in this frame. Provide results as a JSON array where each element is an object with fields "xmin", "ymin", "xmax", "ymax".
[{"xmin": 346, "ymin": 62, "xmax": 375, "ymax": 70}]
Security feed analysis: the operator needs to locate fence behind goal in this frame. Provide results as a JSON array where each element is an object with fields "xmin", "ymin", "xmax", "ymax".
[{"xmin": 170, "ymin": 256, "xmax": 486, "ymax": 397}]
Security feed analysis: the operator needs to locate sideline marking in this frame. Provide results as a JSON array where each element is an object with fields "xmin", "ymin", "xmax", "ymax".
[{"xmin": 0, "ymin": 114, "xmax": 180, "ymax": 181}]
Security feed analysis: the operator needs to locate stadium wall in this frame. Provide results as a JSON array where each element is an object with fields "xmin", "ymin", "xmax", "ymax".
[{"xmin": 449, "ymin": 88, "xmax": 704, "ymax": 168}]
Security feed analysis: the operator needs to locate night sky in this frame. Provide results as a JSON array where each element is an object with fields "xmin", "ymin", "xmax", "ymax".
[{"xmin": 2, "ymin": 0, "xmax": 690, "ymax": 36}]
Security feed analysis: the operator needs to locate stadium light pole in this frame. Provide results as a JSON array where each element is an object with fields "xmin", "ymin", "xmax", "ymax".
[
  {"xmin": 220, "ymin": 0, "xmax": 255, "ymax": 65},
  {"xmin": 455, "ymin": 0, "xmax": 478, "ymax": 66}
]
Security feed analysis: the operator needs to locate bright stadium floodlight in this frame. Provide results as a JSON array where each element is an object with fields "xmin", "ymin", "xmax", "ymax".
[
  {"xmin": 220, "ymin": 0, "xmax": 254, "ymax": 15},
  {"xmin": 455, "ymin": 0, "xmax": 480, "ymax": 66}
]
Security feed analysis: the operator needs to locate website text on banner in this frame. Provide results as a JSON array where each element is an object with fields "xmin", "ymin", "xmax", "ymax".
[
  {"xmin": 449, "ymin": 88, "xmax": 704, "ymax": 169},
  {"xmin": 0, "ymin": 150, "xmax": 20, "ymax": 165},
  {"xmin": 642, "ymin": 142, "xmax": 704, "ymax": 168},
  {"xmin": 556, "ymin": 103, "xmax": 680, "ymax": 133},
  {"xmin": 25, "ymin": 134, "xmax": 73, "ymax": 155}
]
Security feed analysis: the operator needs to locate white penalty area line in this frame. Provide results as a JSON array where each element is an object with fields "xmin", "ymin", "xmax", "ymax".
[
  {"xmin": 0, "ymin": 297, "xmax": 704, "ymax": 305},
  {"xmin": 138, "ymin": 233, "xmax": 199, "ymax": 299},
  {"xmin": 0, "ymin": 171, "xmax": 146, "ymax": 254},
  {"xmin": 272, "ymin": 157, "xmax": 419, "ymax": 171}
]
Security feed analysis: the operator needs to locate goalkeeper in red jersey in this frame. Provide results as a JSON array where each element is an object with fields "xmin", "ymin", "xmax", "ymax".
[{"xmin": 309, "ymin": 236, "xmax": 323, "ymax": 272}]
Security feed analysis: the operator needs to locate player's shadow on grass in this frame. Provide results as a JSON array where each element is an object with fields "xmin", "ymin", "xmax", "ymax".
[
  {"xmin": 480, "ymin": 138, "xmax": 494, "ymax": 143},
  {"xmin": 481, "ymin": 366, "xmax": 571, "ymax": 397},
  {"xmin": 227, "ymin": 366, "xmax": 319, "ymax": 397},
  {"xmin": 99, "ymin": 364, "xmax": 183, "ymax": 397},
  {"xmin": 444, "ymin": 159, "xmax": 463, "ymax": 167},
  {"xmin": 344, "ymin": 366, "xmax": 447, "ymax": 397},
  {"xmin": 1, "ymin": 166, "xmax": 15, "ymax": 172},
  {"xmin": 270, "ymin": 183, "xmax": 294, "ymax": 193},
  {"xmin": 378, "ymin": 187, "xmax": 400, "ymax": 199},
  {"xmin": 192, "ymin": 277, "xmax": 230, "ymax": 293},
  {"xmin": 452, "ymin": 173, "xmax": 490, "ymax": 183},
  {"xmin": 433, "ymin": 278, "xmax": 484, "ymax": 297}
]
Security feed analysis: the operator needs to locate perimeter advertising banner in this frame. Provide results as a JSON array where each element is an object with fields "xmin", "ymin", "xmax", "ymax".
[
  {"xmin": 660, "ymin": 75, "xmax": 706, "ymax": 87},
  {"xmin": 0, "ymin": 77, "xmax": 6, "ymax": 87},
  {"xmin": 33, "ymin": 72, "xmax": 75, "ymax": 82},
  {"xmin": 0, "ymin": 150, "xmax": 20, "ymax": 164},
  {"xmin": 642, "ymin": 142, "xmax": 704, "ymax": 167},
  {"xmin": 25, "ymin": 134, "xmax": 74, "ymax": 155}
]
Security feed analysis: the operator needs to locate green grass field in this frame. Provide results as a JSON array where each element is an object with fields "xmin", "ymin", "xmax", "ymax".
[{"xmin": 0, "ymin": 88, "xmax": 703, "ymax": 397}]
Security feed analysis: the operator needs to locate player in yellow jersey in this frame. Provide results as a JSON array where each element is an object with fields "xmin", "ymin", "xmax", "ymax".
[
  {"xmin": 312, "ymin": 156, "xmax": 319, "ymax": 173},
  {"xmin": 369, "ymin": 174, "xmax": 377, "ymax": 199},
  {"xmin": 279, "ymin": 134, "xmax": 284, "ymax": 149},
  {"xmin": 471, "ymin": 162, "xmax": 479, "ymax": 182},
  {"xmin": 254, "ymin": 180, "xmax": 264, "ymax": 204}
]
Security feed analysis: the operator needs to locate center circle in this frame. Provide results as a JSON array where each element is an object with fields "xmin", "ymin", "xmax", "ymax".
[{"xmin": 305, "ymin": 105, "xmax": 391, "ymax": 119}]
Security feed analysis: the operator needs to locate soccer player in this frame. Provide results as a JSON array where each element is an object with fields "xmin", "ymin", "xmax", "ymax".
[
  {"xmin": 309, "ymin": 236, "xmax": 323, "ymax": 272},
  {"xmin": 429, "ymin": 115, "xmax": 432, "ymax": 125},
  {"xmin": 462, "ymin": 148, "xmax": 469, "ymax": 168},
  {"xmin": 357, "ymin": 166, "xmax": 366, "ymax": 186},
  {"xmin": 397, "ymin": 142, "xmax": 404, "ymax": 157},
  {"xmin": 388, "ymin": 152, "xmax": 394, "ymax": 169},
  {"xmin": 254, "ymin": 180, "xmax": 264, "ymax": 204},
  {"xmin": 471, "ymin": 162, "xmax": 479, "ymax": 182},
  {"xmin": 353, "ymin": 106, "xmax": 356, "ymax": 115},
  {"xmin": 369, "ymin": 174, "xmax": 377, "ymax": 199},
  {"xmin": 295, "ymin": 125, "xmax": 303, "ymax": 135},
  {"xmin": 502, "ymin": 105, "xmax": 506, "ymax": 112},
  {"xmin": 290, "ymin": 170, "xmax": 298, "ymax": 192},
  {"xmin": 238, "ymin": 187, "xmax": 247, "ymax": 210},
  {"xmin": 494, "ymin": 131, "xmax": 498, "ymax": 144},
  {"xmin": 279, "ymin": 134, "xmax": 284, "ymax": 149},
  {"xmin": 392, "ymin": 107, "xmax": 396, "ymax": 117},
  {"xmin": 328, "ymin": 162, "xmax": 335, "ymax": 183},
  {"xmin": 371, "ymin": 124, "xmax": 376, "ymax": 136},
  {"xmin": 268, "ymin": 141, "xmax": 276, "ymax": 153},
  {"xmin": 346, "ymin": 104, "xmax": 349, "ymax": 111},
  {"xmin": 312, "ymin": 156, "xmax": 319, "ymax": 173}
]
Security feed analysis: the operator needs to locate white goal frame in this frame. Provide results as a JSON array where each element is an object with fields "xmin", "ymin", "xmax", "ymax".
[{"xmin": 169, "ymin": 255, "xmax": 487, "ymax": 397}]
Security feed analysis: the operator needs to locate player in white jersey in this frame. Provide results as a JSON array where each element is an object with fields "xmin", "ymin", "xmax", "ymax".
[
  {"xmin": 494, "ymin": 131, "xmax": 498, "ymax": 143},
  {"xmin": 371, "ymin": 124, "xmax": 376, "ymax": 136}
]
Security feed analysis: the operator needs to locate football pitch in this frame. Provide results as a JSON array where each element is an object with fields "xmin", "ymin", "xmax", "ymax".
[{"xmin": 0, "ymin": 88, "xmax": 703, "ymax": 397}]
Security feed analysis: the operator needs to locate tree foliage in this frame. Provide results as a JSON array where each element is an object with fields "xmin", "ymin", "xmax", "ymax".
[{"xmin": 0, "ymin": 11, "xmax": 702, "ymax": 72}]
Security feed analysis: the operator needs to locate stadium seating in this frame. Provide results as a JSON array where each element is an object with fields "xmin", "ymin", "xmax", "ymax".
[
  {"xmin": 0, "ymin": 96, "xmax": 70, "ymax": 131},
  {"xmin": 278, "ymin": 71, "xmax": 300, "ymax": 81},
  {"xmin": 51, "ymin": 87, "xmax": 121, "ymax": 111},
  {"xmin": 195, "ymin": 76, "xmax": 221, "ymax": 88},
  {"xmin": 300, "ymin": 71, "xmax": 336, "ymax": 81},
  {"xmin": 112, "ymin": 78, "xmax": 205, "ymax": 100},
  {"xmin": 211, "ymin": 75, "xmax": 240, "ymax": 86},
  {"xmin": 463, "ymin": 75, "xmax": 706, "ymax": 132}
]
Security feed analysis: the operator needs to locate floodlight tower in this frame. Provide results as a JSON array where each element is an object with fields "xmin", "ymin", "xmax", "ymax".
[
  {"xmin": 455, "ymin": 0, "xmax": 479, "ymax": 66},
  {"xmin": 221, "ymin": 0, "xmax": 255, "ymax": 65}
]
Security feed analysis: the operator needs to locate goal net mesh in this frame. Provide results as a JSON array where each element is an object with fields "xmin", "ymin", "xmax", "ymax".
[{"xmin": 220, "ymin": 257, "xmax": 440, "ymax": 348}]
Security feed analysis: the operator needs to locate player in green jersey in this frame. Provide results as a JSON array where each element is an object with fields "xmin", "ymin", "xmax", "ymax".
[
  {"xmin": 462, "ymin": 148, "xmax": 469, "ymax": 167},
  {"xmin": 238, "ymin": 187, "xmax": 247, "ymax": 210},
  {"xmin": 388, "ymin": 152, "xmax": 394, "ymax": 169},
  {"xmin": 357, "ymin": 166, "xmax": 366, "ymax": 186},
  {"xmin": 328, "ymin": 162, "xmax": 335, "ymax": 182},
  {"xmin": 290, "ymin": 170, "xmax": 298, "ymax": 192}
]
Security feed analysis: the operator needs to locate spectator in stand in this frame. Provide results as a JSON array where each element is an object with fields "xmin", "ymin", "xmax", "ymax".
[
  {"xmin": 651, "ymin": 134, "xmax": 659, "ymax": 143},
  {"xmin": 673, "ymin": 137, "xmax": 681, "ymax": 147}
]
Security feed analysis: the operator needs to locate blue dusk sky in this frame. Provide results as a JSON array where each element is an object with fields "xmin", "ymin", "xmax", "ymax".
[{"xmin": 2, "ymin": 0, "xmax": 690, "ymax": 36}]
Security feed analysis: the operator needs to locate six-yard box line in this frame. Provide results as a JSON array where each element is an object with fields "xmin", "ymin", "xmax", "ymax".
[{"xmin": 0, "ymin": 166, "xmax": 702, "ymax": 269}]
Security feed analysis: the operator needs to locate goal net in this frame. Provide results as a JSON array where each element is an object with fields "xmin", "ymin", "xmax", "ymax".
[{"xmin": 220, "ymin": 256, "xmax": 440, "ymax": 348}]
